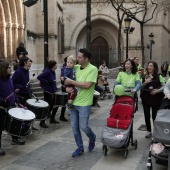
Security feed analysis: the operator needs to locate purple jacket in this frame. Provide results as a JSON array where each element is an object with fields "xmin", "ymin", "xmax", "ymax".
[
  {"xmin": 37, "ymin": 68, "xmax": 57, "ymax": 93},
  {"xmin": 0, "ymin": 78, "xmax": 18, "ymax": 107},
  {"xmin": 12, "ymin": 66, "xmax": 31, "ymax": 97}
]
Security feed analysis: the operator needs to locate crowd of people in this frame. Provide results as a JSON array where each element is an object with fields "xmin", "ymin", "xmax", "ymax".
[
  {"xmin": 0, "ymin": 43, "xmax": 170, "ymax": 160},
  {"xmin": 0, "ymin": 47, "xmax": 97, "ymax": 158}
]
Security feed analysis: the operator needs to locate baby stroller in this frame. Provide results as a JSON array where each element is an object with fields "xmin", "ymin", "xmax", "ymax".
[
  {"xmin": 147, "ymin": 98, "xmax": 170, "ymax": 169},
  {"xmin": 101, "ymin": 95, "xmax": 138, "ymax": 158}
]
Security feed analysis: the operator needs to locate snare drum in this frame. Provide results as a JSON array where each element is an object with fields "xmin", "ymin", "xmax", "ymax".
[
  {"xmin": 4, "ymin": 108, "xmax": 35, "ymax": 137},
  {"xmin": 54, "ymin": 92, "xmax": 68, "ymax": 107},
  {"xmin": 92, "ymin": 91, "xmax": 100, "ymax": 106},
  {"xmin": 26, "ymin": 99, "xmax": 49, "ymax": 120}
]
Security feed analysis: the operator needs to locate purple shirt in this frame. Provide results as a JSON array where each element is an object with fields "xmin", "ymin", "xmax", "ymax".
[
  {"xmin": 0, "ymin": 78, "xmax": 18, "ymax": 107},
  {"xmin": 37, "ymin": 68, "xmax": 57, "ymax": 93}
]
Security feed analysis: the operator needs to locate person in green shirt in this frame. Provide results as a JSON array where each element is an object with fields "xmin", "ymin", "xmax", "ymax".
[
  {"xmin": 134, "ymin": 57, "xmax": 142, "ymax": 71},
  {"xmin": 65, "ymin": 48, "xmax": 97, "ymax": 158},
  {"xmin": 114, "ymin": 59, "xmax": 141, "ymax": 97},
  {"xmin": 168, "ymin": 65, "xmax": 170, "ymax": 77}
]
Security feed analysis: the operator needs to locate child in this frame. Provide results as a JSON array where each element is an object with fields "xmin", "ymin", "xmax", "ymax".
[{"xmin": 64, "ymin": 55, "xmax": 77, "ymax": 110}]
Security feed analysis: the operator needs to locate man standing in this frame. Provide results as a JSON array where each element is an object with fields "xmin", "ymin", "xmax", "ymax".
[
  {"xmin": 16, "ymin": 42, "xmax": 28, "ymax": 60},
  {"xmin": 65, "ymin": 49, "xmax": 98, "ymax": 157}
]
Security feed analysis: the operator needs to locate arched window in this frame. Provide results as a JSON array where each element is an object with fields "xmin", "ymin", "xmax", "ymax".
[{"xmin": 58, "ymin": 18, "xmax": 64, "ymax": 54}]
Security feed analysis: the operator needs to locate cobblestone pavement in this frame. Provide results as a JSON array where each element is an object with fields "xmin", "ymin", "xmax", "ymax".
[{"xmin": 0, "ymin": 79, "xmax": 168, "ymax": 170}]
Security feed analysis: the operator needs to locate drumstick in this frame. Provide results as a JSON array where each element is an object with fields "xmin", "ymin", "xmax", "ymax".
[
  {"xmin": 26, "ymin": 73, "xmax": 35, "ymax": 87},
  {"xmin": 18, "ymin": 103, "xmax": 27, "ymax": 110},
  {"xmin": 5, "ymin": 89, "xmax": 19, "ymax": 100},
  {"xmin": 31, "ymin": 93, "xmax": 39, "ymax": 102}
]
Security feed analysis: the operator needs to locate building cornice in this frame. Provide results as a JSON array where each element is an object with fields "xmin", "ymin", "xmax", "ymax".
[
  {"xmin": 27, "ymin": 30, "xmax": 57, "ymax": 39},
  {"xmin": 145, "ymin": 24, "xmax": 170, "ymax": 34}
]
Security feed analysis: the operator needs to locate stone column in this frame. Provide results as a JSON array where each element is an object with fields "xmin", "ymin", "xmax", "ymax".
[
  {"xmin": 6, "ymin": 22, "xmax": 12, "ymax": 61},
  {"xmin": 12, "ymin": 23, "xmax": 18, "ymax": 59},
  {"xmin": 0, "ymin": 22, "xmax": 6, "ymax": 59}
]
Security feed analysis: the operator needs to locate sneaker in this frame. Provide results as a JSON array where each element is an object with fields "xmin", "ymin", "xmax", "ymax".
[
  {"xmin": 11, "ymin": 138, "xmax": 25, "ymax": 145},
  {"xmin": 66, "ymin": 103, "xmax": 74, "ymax": 110},
  {"xmin": 72, "ymin": 148, "xmax": 84, "ymax": 158},
  {"xmin": 88, "ymin": 134, "xmax": 96, "ymax": 152},
  {"xmin": 145, "ymin": 131, "xmax": 152, "ymax": 138}
]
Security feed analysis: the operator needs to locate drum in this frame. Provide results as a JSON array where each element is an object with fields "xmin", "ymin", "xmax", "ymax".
[
  {"xmin": 54, "ymin": 92, "xmax": 68, "ymax": 107},
  {"xmin": 4, "ymin": 108, "xmax": 35, "ymax": 137},
  {"xmin": 26, "ymin": 99, "xmax": 49, "ymax": 120},
  {"xmin": 92, "ymin": 91, "xmax": 100, "ymax": 106}
]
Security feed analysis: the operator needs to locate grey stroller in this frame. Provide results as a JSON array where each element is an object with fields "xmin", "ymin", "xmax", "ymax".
[{"xmin": 147, "ymin": 100, "xmax": 170, "ymax": 170}]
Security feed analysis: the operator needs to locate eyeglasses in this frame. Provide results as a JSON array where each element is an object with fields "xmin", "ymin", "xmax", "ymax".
[{"xmin": 8, "ymin": 66, "xmax": 11, "ymax": 69}]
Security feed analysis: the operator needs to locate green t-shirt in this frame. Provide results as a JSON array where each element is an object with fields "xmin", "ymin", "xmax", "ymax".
[
  {"xmin": 116, "ymin": 72, "xmax": 140, "ymax": 96},
  {"xmin": 168, "ymin": 65, "xmax": 170, "ymax": 72},
  {"xmin": 73, "ymin": 63, "xmax": 98, "ymax": 106},
  {"xmin": 159, "ymin": 74, "xmax": 165, "ymax": 83},
  {"xmin": 137, "ymin": 64, "xmax": 142, "ymax": 70}
]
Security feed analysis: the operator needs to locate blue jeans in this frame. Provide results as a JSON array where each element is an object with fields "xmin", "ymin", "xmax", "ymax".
[{"xmin": 70, "ymin": 105, "xmax": 95, "ymax": 150}]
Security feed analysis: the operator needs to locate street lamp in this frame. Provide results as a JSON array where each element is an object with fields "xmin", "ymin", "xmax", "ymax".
[
  {"xmin": 148, "ymin": 33, "xmax": 154, "ymax": 60},
  {"xmin": 124, "ymin": 16, "xmax": 132, "ymax": 59}
]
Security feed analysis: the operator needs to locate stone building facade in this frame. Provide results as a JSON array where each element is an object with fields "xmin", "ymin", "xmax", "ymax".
[{"xmin": 0, "ymin": 0, "xmax": 170, "ymax": 69}]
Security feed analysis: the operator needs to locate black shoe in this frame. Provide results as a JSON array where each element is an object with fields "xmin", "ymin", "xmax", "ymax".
[
  {"xmin": 0, "ymin": 148, "xmax": 5, "ymax": 156},
  {"xmin": 60, "ymin": 117, "xmax": 68, "ymax": 122},
  {"xmin": 39, "ymin": 122, "xmax": 49, "ymax": 128},
  {"xmin": 32, "ymin": 126, "xmax": 38, "ymax": 130},
  {"xmin": 50, "ymin": 118, "xmax": 59, "ymax": 124},
  {"xmin": 11, "ymin": 138, "xmax": 25, "ymax": 145}
]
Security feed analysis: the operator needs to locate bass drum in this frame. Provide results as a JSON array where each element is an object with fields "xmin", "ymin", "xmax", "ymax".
[
  {"xmin": 26, "ymin": 99, "xmax": 49, "ymax": 120},
  {"xmin": 4, "ymin": 108, "xmax": 35, "ymax": 137},
  {"xmin": 54, "ymin": 92, "xmax": 68, "ymax": 107}
]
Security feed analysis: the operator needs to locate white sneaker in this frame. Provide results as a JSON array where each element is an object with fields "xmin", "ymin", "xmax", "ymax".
[{"xmin": 145, "ymin": 131, "xmax": 152, "ymax": 138}]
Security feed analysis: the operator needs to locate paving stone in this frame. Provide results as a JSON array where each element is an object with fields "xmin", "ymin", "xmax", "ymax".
[{"xmin": 13, "ymin": 141, "xmax": 103, "ymax": 170}]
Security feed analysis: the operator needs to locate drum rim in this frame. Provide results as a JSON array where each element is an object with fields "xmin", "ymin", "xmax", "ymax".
[
  {"xmin": 26, "ymin": 99, "xmax": 49, "ymax": 107},
  {"xmin": 8, "ymin": 108, "xmax": 36, "ymax": 120}
]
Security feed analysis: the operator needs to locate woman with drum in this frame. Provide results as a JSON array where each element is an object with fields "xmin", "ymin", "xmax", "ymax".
[
  {"xmin": 0, "ymin": 61, "xmax": 25, "ymax": 155},
  {"xmin": 37, "ymin": 60, "xmax": 59, "ymax": 128}
]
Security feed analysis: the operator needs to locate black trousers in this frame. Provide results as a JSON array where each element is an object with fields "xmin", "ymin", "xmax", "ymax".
[
  {"xmin": 142, "ymin": 102, "xmax": 160, "ymax": 132},
  {"xmin": 0, "ymin": 108, "xmax": 7, "ymax": 142}
]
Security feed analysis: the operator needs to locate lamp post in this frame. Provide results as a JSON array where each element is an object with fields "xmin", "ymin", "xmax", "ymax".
[
  {"xmin": 124, "ymin": 16, "xmax": 132, "ymax": 59},
  {"xmin": 149, "ymin": 33, "xmax": 154, "ymax": 60}
]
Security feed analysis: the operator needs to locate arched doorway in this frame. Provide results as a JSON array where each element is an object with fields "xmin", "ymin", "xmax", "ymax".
[{"xmin": 91, "ymin": 36, "xmax": 109, "ymax": 68}]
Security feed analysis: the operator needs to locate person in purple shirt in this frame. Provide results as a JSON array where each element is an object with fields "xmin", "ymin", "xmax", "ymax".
[
  {"xmin": 37, "ymin": 60, "xmax": 58, "ymax": 128},
  {"xmin": 0, "ymin": 61, "xmax": 25, "ymax": 155},
  {"xmin": 12, "ymin": 56, "xmax": 32, "ymax": 105}
]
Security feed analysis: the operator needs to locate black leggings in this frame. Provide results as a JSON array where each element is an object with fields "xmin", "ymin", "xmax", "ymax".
[{"xmin": 142, "ymin": 102, "xmax": 160, "ymax": 132}]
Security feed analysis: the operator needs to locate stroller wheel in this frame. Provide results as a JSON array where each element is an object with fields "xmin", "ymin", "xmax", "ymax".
[
  {"xmin": 124, "ymin": 149, "xmax": 128, "ymax": 159},
  {"xmin": 102, "ymin": 145, "xmax": 108, "ymax": 156},
  {"xmin": 134, "ymin": 140, "xmax": 138, "ymax": 150}
]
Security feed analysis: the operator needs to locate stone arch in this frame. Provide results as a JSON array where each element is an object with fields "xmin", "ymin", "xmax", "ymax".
[
  {"xmin": 69, "ymin": 14, "xmax": 125, "ymax": 49},
  {"xmin": 0, "ymin": 0, "xmax": 24, "ymax": 60}
]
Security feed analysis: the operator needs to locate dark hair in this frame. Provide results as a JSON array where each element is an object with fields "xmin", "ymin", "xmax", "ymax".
[
  {"xmin": 64, "ymin": 56, "xmax": 68, "ymax": 64},
  {"xmin": 19, "ymin": 56, "xmax": 30, "ymax": 66},
  {"xmin": 98, "ymin": 70, "xmax": 103, "ymax": 74},
  {"xmin": 101, "ymin": 60, "xmax": 106, "ymax": 65},
  {"xmin": 0, "ymin": 61, "xmax": 10, "ymax": 79},
  {"xmin": 145, "ymin": 61, "xmax": 159, "ymax": 80},
  {"xmin": 48, "ymin": 60, "xmax": 57, "ymax": 69},
  {"xmin": 123, "ymin": 59, "xmax": 137, "ymax": 74},
  {"xmin": 79, "ymin": 48, "xmax": 91, "ymax": 60}
]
